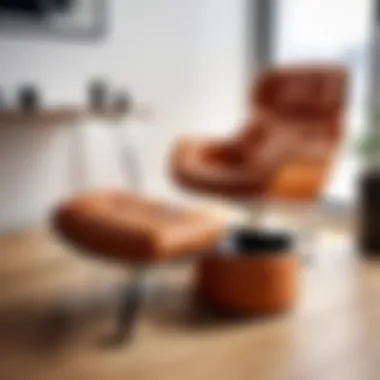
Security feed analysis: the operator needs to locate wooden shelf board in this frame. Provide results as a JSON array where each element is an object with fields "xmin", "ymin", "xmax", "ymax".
[
  {"xmin": 0, "ymin": 107, "xmax": 130, "ymax": 127},
  {"xmin": 0, "ymin": 107, "xmax": 85, "ymax": 127}
]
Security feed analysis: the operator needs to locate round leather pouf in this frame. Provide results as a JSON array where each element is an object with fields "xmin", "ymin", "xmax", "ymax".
[{"xmin": 195, "ymin": 228, "xmax": 299, "ymax": 315}]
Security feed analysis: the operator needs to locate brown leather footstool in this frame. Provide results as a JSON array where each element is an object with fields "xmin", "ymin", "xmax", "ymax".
[
  {"xmin": 196, "ymin": 229, "xmax": 299, "ymax": 315},
  {"xmin": 52, "ymin": 190, "xmax": 226, "ymax": 342},
  {"xmin": 54, "ymin": 190, "xmax": 225, "ymax": 263}
]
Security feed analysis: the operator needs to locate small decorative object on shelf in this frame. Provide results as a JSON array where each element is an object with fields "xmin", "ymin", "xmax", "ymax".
[
  {"xmin": 88, "ymin": 78, "xmax": 109, "ymax": 113},
  {"xmin": 112, "ymin": 90, "xmax": 132, "ymax": 116},
  {"xmin": 18, "ymin": 84, "xmax": 41, "ymax": 112}
]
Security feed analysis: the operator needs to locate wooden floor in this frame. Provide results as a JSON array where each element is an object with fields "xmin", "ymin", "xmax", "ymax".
[{"xmin": 1, "ymin": 226, "xmax": 380, "ymax": 380}]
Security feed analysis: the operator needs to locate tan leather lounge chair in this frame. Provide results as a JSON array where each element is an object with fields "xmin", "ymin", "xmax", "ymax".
[{"xmin": 169, "ymin": 64, "xmax": 348, "ymax": 316}]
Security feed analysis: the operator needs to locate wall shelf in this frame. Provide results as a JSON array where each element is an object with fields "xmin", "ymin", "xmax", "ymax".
[
  {"xmin": 0, "ymin": 107, "xmax": 85, "ymax": 127},
  {"xmin": 0, "ymin": 107, "xmax": 130, "ymax": 128}
]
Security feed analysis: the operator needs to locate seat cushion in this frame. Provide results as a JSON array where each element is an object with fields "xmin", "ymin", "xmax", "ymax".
[
  {"xmin": 53, "ymin": 191, "xmax": 226, "ymax": 263},
  {"xmin": 171, "ymin": 138, "xmax": 267, "ymax": 197}
]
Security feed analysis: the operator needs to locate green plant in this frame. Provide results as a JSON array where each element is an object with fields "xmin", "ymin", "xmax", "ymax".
[{"xmin": 357, "ymin": 108, "xmax": 380, "ymax": 165}]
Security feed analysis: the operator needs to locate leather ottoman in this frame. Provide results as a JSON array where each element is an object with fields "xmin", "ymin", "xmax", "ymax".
[
  {"xmin": 52, "ymin": 190, "xmax": 226, "ymax": 343},
  {"xmin": 53, "ymin": 190, "xmax": 226, "ymax": 264},
  {"xmin": 196, "ymin": 229, "xmax": 299, "ymax": 314}
]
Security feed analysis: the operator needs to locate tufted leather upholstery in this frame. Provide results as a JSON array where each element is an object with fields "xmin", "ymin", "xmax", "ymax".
[
  {"xmin": 254, "ymin": 67, "xmax": 346, "ymax": 121},
  {"xmin": 53, "ymin": 191, "xmax": 226, "ymax": 263},
  {"xmin": 171, "ymin": 65, "xmax": 348, "ymax": 200}
]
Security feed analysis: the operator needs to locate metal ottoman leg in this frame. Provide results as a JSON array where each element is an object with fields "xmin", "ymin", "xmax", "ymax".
[
  {"xmin": 112, "ymin": 268, "xmax": 147, "ymax": 344},
  {"xmin": 114, "ymin": 282, "xmax": 144, "ymax": 343}
]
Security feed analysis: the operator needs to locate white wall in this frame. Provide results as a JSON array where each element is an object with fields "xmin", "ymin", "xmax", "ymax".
[{"xmin": 0, "ymin": 0, "xmax": 248, "ymax": 232}]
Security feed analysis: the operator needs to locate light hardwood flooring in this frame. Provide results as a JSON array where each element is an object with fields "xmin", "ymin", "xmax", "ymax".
[{"xmin": 0, "ymin": 225, "xmax": 380, "ymax": 380}]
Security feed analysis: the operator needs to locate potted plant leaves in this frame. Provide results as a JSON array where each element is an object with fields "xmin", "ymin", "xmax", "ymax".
[{"xmin": 357, "ymin": 107, "xmax": 380, "ymax": 256}]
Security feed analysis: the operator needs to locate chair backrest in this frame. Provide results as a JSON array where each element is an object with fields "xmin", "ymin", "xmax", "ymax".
[{"xmin": 252, "ymin": 65, "xmax": 349, "ymax": 141}]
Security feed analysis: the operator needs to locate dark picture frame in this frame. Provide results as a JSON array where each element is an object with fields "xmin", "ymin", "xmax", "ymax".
[{"xmin": 0, "ymin": 0, "xmax": 107, "ymax": 41}]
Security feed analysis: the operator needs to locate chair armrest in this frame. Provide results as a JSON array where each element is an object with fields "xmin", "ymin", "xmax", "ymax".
[{"xmin": 171, "ymin": 137, "xmax": 240, "ymax": 171}]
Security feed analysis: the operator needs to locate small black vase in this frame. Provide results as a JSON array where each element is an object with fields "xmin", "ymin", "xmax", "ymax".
[
  {"xmin": 88, "ymin": 79, "xmax": 109, "ymax": 112},
  {"xmin": 112, "ymin": 91, "xmax": 132, "ymax": 114},
  {"xmin": 18, "ymin": 85, "xmax": 40, "ymax": 112},
  {"xmin": 358, "ymin": 168, "xmax": 380, "ymax": 256}
]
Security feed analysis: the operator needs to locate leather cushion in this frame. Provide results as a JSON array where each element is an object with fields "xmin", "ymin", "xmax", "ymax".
[
  {"xmin": 171, "ymin": 138, "xmax": 268, "ymax": 197},
  {"xmin": 53, "ymin": 191, "xmax": 226, "ymax": 263}
]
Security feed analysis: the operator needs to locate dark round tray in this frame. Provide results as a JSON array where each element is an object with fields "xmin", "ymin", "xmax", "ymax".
[{"xmin": 221, "ymin": 227, "xmax": 293, "ymax": 256}]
